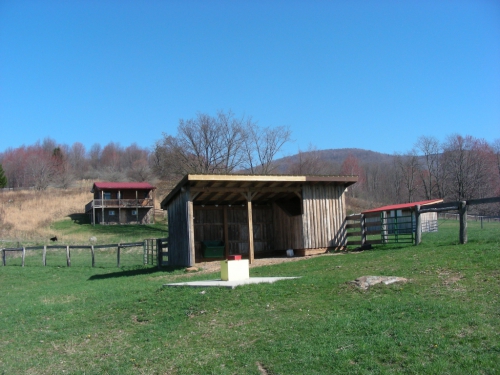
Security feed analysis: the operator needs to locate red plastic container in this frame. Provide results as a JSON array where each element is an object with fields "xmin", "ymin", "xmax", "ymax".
[{"xmin": 227, "ymin": 255, "xmax": 242, "ymax": 261}]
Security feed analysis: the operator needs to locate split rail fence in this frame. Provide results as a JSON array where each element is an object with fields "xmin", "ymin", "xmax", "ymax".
[{"xmin": 1, "ymin": 238, "xmax": 169, "ymax": 268}]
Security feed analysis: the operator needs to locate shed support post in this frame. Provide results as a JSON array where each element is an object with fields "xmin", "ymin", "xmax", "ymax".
[
  {"xmin": 223, "ymin": 206, "xmax": 229, "ymax": 259},
  {"xmin": 247, "ymin": 199, "xmax": 254, "ymax": 264},
  {"xmin": 187, "ymin": 199, "xmax": 195, "ymax": 267},
  {"xmin": 459, "ymin": 201, "xmax": 467, "ymax": 244},
  {"xmin": 415, "ymin": 205, "xmax": 422, "ymax": 245}
]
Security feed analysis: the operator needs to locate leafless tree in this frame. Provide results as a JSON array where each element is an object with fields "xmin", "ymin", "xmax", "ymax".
[
  {"xmin": 442, "ymin": 134, "xmax": 494, "ymax": 200},
  {"xmin": 415, "ymin": 136, "xmax": 442, "ymax": 199},
  {"xmin": 393, "ymin": 150, "xmax": 421, "ymax": 203},
  {"xmin": 243, "ymin": 122, "xmax": 292, "ymax": 174},
  {"xmin": 284, "ymin": 145, "xmax": 329, "ymax": 175},
  {"xmin": 153, "ymin": 110, "xmax": 292, "ymax": 179}
]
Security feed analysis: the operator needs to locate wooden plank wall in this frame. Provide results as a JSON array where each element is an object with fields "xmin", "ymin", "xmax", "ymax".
[
  {"xmin": 272, "ymin": 202, "xmax": 303, "ymax": 250},
  {"xmin": 301, "ymin": 184, "xmax": 347, "ymax": 249},
  {"xmin": 166, "ymin": 190, "xmax": 191, "ymax": 266}
]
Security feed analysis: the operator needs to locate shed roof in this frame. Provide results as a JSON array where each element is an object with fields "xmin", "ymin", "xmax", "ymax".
[
  {"xmin": 362, "ymin": 199, "xmax": 443, "ymax": 214},
  {"xmin": 91, "ymin": 182, "xmax": 156, "ymax": 192},
  {"xmin": 161, "ymin": 174, "xmax": 358, "ymax": 209}
]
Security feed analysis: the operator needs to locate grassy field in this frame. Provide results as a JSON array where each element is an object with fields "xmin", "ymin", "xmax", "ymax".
[
  {"xmin": 1, "ymin": 219, "xmax": 499, "ymax": 374},
  {"xmin": 0, "ymin": 184, "xmax": 167, "ymax": 248}
]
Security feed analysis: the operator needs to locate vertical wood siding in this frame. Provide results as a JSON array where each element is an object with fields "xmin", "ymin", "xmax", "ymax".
[
  {"xmin": 166, "ymin": 190, "xmax": 191, "ymax": 266},
  {"xmin": 301, "ymin": 184, "xmax": 347, "ymax": 249}
]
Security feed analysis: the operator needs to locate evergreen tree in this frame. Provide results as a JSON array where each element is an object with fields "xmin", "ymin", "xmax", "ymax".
[{"xmin": 0, "ymin": 163, "xmax": 7, "ymax": 188}]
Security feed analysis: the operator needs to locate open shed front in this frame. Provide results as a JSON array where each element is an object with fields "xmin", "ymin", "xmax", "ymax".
[{"xmin": 160, "ymin": 174, "xmax": 357, "ymax": 267}]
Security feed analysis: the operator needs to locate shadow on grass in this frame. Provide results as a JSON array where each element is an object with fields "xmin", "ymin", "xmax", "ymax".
[{"xmin": 87, "ymin": 265, "xmax": 185, "ymax": 280}]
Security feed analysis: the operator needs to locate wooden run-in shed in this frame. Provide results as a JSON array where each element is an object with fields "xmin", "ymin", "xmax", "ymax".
[{"xmin": 160, "ymin": 174, "xmax": 357, "ymax": 267}]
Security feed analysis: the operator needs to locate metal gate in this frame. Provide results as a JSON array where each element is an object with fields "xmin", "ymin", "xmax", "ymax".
[{"xmin": 380, "ymin": 211, "xmax": 414, "ymax": 244}]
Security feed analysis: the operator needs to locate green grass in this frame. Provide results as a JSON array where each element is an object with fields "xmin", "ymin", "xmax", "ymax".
[{"xmin": 1, "ymin": 220, "xmax": 499, "ymax": 374}]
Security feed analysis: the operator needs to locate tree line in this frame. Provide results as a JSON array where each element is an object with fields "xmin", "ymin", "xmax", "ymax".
[
  {"xmin": 0, "ymin": 111, "xmax": 292, "ymax": 190},
  {"xmin": 1, "ymin": 111, "xmax": 499, "ymax": 216}
]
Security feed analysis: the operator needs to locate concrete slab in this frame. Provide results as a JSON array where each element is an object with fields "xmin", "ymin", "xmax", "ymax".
[{"xmin": 164, "ymin": 276, "xmax": 300, "ymax": 289}]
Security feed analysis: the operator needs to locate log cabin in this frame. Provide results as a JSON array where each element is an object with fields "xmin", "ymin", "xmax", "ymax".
[
  {"xmin": 160, "ymin": 174, "xmax": 358, "ymax": 267},
  {"xmin": 85, "ymin": 182, "xmax": 156, "ymax": 225}
]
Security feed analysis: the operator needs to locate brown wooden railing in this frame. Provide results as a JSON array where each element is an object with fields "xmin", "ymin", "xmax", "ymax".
[{"xmin": 85, "ymin": 199, "xmax": 154, "ymax": 212}]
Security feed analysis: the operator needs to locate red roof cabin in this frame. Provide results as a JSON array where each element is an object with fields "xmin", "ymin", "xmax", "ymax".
[{"xmin": 85, "ymin": 182, "xmax": 156, "ymax": 225}]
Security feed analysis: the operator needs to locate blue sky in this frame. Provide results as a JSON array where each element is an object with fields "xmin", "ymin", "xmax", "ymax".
[{"xmin": 1, "ymin": 0, "xmax": 499, "ymax": 157}]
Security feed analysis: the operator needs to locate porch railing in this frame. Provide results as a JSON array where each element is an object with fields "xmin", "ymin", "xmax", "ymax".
[{"xmin": 85, "ymin": 199, "xmax": 154, "ymax": 212}]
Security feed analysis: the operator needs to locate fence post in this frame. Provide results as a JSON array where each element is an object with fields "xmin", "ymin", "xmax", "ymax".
[
  {"xmin": 360, "ymin": 214, "xmax": 366, "ymax": 246},
  {"xmin": 66, "ymin": 246, "xmax": 71, "ymax": 267},
  {"xmin": 117, "ymin": 244, "xmax": 121, "ymax": 268},
  {"xmin": 91, "ymin": 245, "xmax": 95, "ymax": 267},
  {"xmin": 459, "ymin": 201, "xmax": 468, "ymax": 244},
  {"xmin": 43, "ymin": 245, "xmax": 47, "ymax": 266},
  {"xmin": 381, "ymin": 211, "xmax": 388, "ymax": 244},
  {"xmin": 22, "ymin": 247, "xmax": 26, "ymax": 267},
  {"xmin": 415, "ymin": 205, "xmax": 421, "ymax": 245},
  {"xmin": 143, "ymin": 240, "xmax": 147, "ymax": 265},
  {"xmin": 1, "ymin": 249, "xmax": 5, "ymax": 266}
]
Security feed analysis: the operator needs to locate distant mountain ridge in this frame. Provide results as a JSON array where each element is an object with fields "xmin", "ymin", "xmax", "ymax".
[{"xmin": 276, "ymin": 148, "xmax": 395, "ymax": 169}]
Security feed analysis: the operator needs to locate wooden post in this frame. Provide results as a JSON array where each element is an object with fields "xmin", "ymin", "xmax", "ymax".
[
  {"xmin": 187, "ymin": 199, "xmax": 195, "ymax": 267},
  {"xmin": 459, "ymin": 201, "xmax": 467, "ymax": 244},
  {"xmin": 93, "ymin": 203, "xmax": 95, "ymax": 226},
  {"xmin": 246, "ymin": 194, "xmax": 255, "ymax": 264},
  {"xmin": 117, "ymin": 244, "xmax": 121, "ymax": 267},
  {"xmin": 415, "ymin": 205, "xmax": 422, "ymax": 245},
  {"xmin": 2, "ymin": 249, "xmax": 5, "ymax": 266},
  {"xmin": 360, "ymin": 214, "xmax": 366, "ymax": 246},
  {"xmin": 101, "ymin": 191, "xmax": 104, "ymax": 225},
  {"xmin": 43, "ymin": 245, "xmax": 47, "ymax": 266},
  {"xmin": 66, "ymin": 246, "xmax": 71, "ymax": 267},
  {"xmin": 381, "ymin": 211, "xmax": 388, "ymax": 244},
  {"xmin": 223, "ymin": 206, "xmax": 229, "ymax": 258},
  {"xmin": 91, "ymin": 245, "xmax": 95, "ymax": 267},
  {"xmin": 118, "ymin": 190, "xmax": 121, "ymax": 225},
  {"xmin": 22, "ymin": 247, "xmax": 26, "ymax": 267},
  {"xmin": 136, "ymin": 190, "xmax": 139, "ymax": 224}
]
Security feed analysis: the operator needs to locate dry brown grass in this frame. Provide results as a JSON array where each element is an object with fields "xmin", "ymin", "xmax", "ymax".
[{"xmin": 0, "ymin": 181, "xmax": 94, "ymax": 241}]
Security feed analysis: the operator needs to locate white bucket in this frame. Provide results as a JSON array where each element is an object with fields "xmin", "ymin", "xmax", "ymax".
[{"xmin": 286, "ymin": 249, "xmax": 294, "ymax": 257}]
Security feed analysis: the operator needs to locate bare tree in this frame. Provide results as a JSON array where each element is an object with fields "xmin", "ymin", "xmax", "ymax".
[
  {"xmin": 442, "ymin": 134, "xmax": 494, "ymax": 200},
  {"xmin": 284, "ymin": 145, "xmax": 329, "ymax": 175},
  {"xmin": 154, "ymin": 110, "xmax": 292, "ymax": 179},
  {"xmin": 415, "ymin": 136, "xmax": 441, "ymax": 199},
  {"xmin": 393, "ymin": 150, "xmax": 421, "ymax": 203},
  {"xmin": 243, "ymin": 122, "xmax": 292, "ymax": 174}
]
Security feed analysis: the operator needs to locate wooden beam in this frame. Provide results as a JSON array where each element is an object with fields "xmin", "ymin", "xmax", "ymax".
[{"xmin": 191, "ymin": 186, "xmax": 302, "ymax": 194}]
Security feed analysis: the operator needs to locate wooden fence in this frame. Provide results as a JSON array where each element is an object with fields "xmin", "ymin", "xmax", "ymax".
[{"xmin": 1, "ymin": 238, "xmax": 168, "ymax": 268}]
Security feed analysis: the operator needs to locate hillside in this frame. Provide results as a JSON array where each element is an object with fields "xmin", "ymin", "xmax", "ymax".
[{"xmin": 275, "ymin": 148, "xmax": 395, "ymax": 172}]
